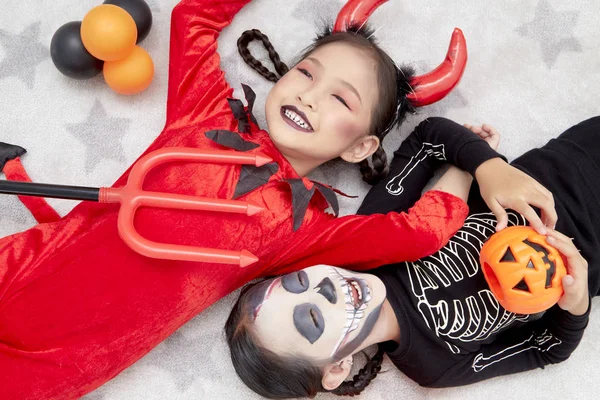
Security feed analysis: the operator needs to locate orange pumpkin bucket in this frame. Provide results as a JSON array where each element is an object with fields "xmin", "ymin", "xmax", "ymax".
[{"xmin": 480, "ymin": 226, "xmax": 566, "ymax": 314}]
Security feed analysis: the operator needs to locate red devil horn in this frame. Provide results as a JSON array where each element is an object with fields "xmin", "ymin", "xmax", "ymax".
[
  {"xmin": 334, "ymin": 0, "xmax": 389, "ymax": 32},
  {"xmin": 407, "ymin": 28, "xmax": 468, "ymax": 107}
]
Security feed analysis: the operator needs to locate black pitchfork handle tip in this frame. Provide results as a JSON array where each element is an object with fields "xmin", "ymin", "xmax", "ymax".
[{"xmin": 0, "ymin": 180, "xmax": 100, "ymax": 202}]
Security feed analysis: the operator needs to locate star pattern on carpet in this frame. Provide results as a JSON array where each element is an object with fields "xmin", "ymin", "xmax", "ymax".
[
  {"xmin": 0, "ymin": 22, "xmax": 48, "ymax": 89},
  {"xmin": 427, "ymin": 89, "xmax": 468, "ymax": 116},
  {"xmin": 145, "ymin": 0, "xmax": 161, "ymax": 13},
  {"xmin": 0, "ymin": 194, "xmax": 33, "ymax": 230},
  {"xmin": 219, "ymin": 50, "xmax": 267, "ymax": 90},
  {"xmin": 65, "ymin": 100, "xmax": 131, "ymax": 173},
  {"xmin": 81, "ymin": 391, "xmax": 105, "ymax": 400},
  {"xmin": 292, "ymin": 0, "xmax": 342, "ymax": 25},
  {"xmin": 516, "ymin": 0, "xmax": 582, "ymax": 68},
  {"xmin": 144, "ymin": 330, "xmax": 226, "ymax": 392}
]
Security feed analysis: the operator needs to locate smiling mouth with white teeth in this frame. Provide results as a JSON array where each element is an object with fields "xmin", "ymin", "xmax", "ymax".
[
  {"xmin": 328, "ymin": 267, "xmax": 373, "ymax": 357},
  {"xmin": 281, "ymin": 106, "xmax": 314, "ymax": 132}
]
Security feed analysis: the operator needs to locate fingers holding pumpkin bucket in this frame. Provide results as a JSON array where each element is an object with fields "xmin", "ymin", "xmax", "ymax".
[
  {"xmin": 103, "ymin": 45, "xmax": 154, "ymax": 95},
  {"xmin": 545, "ymin": 229, "xmax": 590, "ymax": 315},
  {"xmin": 81, "ymin": 5, "xmax": 138, "ymax": 61}
]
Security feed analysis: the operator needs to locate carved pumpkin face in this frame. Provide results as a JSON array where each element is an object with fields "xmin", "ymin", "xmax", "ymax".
[{"xmin": 480, "ymin": 226, "xmax": 566, "ymax": 314}]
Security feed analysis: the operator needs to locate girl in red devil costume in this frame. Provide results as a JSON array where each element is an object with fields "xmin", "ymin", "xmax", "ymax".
[{"xmin": 0, "ymin": 0, "xmax": 555, "ymax": 398}]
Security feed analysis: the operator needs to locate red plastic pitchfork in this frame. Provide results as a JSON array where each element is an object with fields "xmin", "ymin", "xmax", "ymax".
[{"xmin": 0, "ymin": 148, "xmax": 272, "ymax": 267}]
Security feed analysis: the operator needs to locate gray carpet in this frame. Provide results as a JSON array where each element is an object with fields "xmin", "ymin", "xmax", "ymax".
[{"xmin": 1, "ymin": 0, "xmax": 599, "ymax": 399}]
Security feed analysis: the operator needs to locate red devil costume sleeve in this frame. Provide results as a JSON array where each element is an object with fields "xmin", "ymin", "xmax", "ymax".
[{"xmin": 0, "ymin": 1, "xmax": 468, "ymax": 398}]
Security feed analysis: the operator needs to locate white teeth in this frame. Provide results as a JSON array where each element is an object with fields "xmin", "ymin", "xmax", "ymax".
[
  {"xmin": 349, "ymin": 280, "xmax": 363, "ymax": 303},
  {"xmin": 328, "ymin": 267, "xmax": 374, "ymax": 358},
  {"xmin": 284, "ymin": 109, "xmax": 310, "ymax": 129}
]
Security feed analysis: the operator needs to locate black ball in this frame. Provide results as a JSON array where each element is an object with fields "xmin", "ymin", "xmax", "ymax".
[
  {"xmin": 50, "ymin": 21, "xmax": 104, "ymax": 80},
  {"xmin": 103, "ymin": 0, "xmax": 153, "ymax": 43}
]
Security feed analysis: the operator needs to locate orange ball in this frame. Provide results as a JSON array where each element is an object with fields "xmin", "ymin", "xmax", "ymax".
[
  {"xmin": 81, "ymin": 5, "xmax": 137, "ymax": 61},
  {"xmin": 103, "ymin": 45, "xmax": 154, "ymax": 95},
  {"xmin": 480, "ymin": 226, "xmax": 567, "ymax": 314}
]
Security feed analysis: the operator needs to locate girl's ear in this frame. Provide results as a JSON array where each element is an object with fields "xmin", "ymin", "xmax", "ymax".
[
  {"xmin": 340, "ymin": 135, "xmax": 380, "ymax": 164},
  {"xmin": 321, "ymin": 357, "xmax": 353, "ymax": 391}
]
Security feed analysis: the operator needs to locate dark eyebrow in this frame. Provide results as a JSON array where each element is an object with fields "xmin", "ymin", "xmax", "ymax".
[
  {"xmin": 293, "ymin": 303, "xmax": 325, "ymax": 344},
  {"xmin": 304, "ymin": 57, "xmax": 362, "ymax": 104}
]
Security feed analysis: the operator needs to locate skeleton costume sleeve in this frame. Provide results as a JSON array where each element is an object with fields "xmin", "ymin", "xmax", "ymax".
[
  {"xmin": 0, "ymin": 1, "xmax": 468, "ymax": 399},
  {"xmin": 358, "ymin": 117, "xmax": 504, "ymax": 216},
  {"xmin": 425, "ymin": 302, "xmax": 591, "ymax": 387},
  {"xmin": 378, "ymin": 264, "xmax": 591, "ymax": 387}
]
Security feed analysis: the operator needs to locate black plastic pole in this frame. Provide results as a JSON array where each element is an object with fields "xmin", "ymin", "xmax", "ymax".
[{"xmin": 0, "ymin": 180, "xmax": 100, "ymax": 201}]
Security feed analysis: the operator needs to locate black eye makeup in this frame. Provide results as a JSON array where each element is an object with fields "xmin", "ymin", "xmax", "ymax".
[
  {"xmin": 293, "ymin": 303, "xmax": 325, "ymax": 344},
  {"xmin": 315, "ymin": 277, "xmax": 337, "ymax": 304},
  {"xmin": 282, "ymin": 270, "xmax": 309, "ymax": 294}
]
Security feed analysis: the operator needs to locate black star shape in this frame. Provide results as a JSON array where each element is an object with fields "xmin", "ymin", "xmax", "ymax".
[
  {"xmin": 516, "ymin": 0, "xmax": 582, "ymax": 68},
  {"xmin": 0, "ymin": 22, "xmax": 48, "ymax": 89},
  {"xmin": 65, "ymin": 100, "xmax": 131, "ymax": 173}
]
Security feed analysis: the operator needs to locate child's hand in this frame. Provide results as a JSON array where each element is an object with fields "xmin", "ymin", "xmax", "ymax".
[
  {"xmin": 463, "ymin": 123, "xmax": 500, "ymax": 150},
  {"xmin": 475, "ymin": 159, "xmax": 558, "ymax": 234},
  {"xmin": 546, "ymin": 229, "xmax": 590, "ymax": 316}
]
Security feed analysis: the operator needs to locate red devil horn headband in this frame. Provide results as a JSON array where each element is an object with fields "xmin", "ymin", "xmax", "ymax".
[
  {"xmin": 334, "ymin": 0, "xmax": 468, "ymax": 107},
  {"xmin": 333, "ymin": 0, "xmax": 388, "ymax": 32}
]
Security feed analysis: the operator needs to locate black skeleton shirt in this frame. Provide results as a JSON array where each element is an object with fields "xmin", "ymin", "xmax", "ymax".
[{"xmin": 358, "ymin": 117, "xmax": 594, "ymax": 387}]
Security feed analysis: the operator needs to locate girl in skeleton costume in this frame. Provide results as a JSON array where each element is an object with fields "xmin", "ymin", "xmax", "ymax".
[{"xmin": 226, "ymin": 116, "xmax": 598, "ymax": 398}]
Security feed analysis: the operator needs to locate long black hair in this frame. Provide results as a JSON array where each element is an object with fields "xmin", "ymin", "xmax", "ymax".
[
  {"xmin": 225, "ymin": 281, "xmax": 386, "ymax": 398},
  {"xmin": 237, "ymin": 24, "xmax": 416, "ymax": 185}
]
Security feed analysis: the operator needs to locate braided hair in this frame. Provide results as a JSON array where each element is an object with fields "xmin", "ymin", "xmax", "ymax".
[
  {"xmin": 331, "ymin": 347, "xmax": 386, "ymax": 397},
  {"xmin": 237, "ymin": 29, "xmax": 289, "ymax": 83},
  {"xmin": 237, "ymin": 25, "xmax": 416, "ymax": 185},
  {"xmin": 225, "ymin": 281, "xmax": 388, "ymax": 398}
]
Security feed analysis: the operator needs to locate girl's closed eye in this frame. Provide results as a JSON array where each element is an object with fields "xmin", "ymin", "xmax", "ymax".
[
  {"xmin": 309, "ymin": 308, "xmax": 319, "ymax": 327},
  {"xmin": 333, "ymin": 94, "xmax": 350, "ymax": 110},
  {"xmin": 297, "ymin": 68, "xmax": 313, "ymax": 80}
]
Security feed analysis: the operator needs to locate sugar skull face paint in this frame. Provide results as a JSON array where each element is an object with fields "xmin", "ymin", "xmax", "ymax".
[
  {"xmin": 326, "ymin": 267, "xmax": 380, "ymax": 358},
  {"xmin": 251, "ymin": 265, "xmax": 387, "ymax": 362},
  {"xmin": 247, "ymin": 277, "xmax": 281, "ymax": 321},
  {"xmin": 315, "ymin": 277, "xmax": 337, "ymax": 305}
]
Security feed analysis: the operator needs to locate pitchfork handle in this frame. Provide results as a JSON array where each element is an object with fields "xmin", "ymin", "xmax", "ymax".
[{"xmin": 0, "ymin": 180, "xmax": 100, "ymax": 201}]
